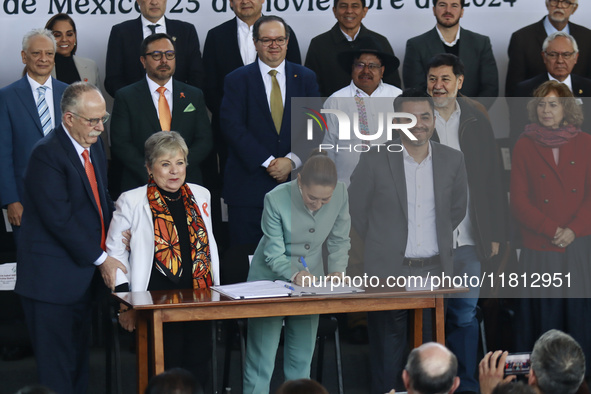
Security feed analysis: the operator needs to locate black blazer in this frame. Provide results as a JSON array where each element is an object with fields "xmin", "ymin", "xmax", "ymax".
[
  {"xmin": 305, "ymin": 23, "xmax": 402, "ymax": 97},
  {"xmin": 510, "ymin": 73, "xmax": 591, "ymax": 146},
  {"xmin": 506, "ymin": 17, "xmax": 591, "ymax": 97},
  {"xmin": 403, "ymin": 26, "xmax": 499, "ymax": 108},
  {"xmin": 104, "ymin": 16, "xmax": 204, "ymax": 97}
]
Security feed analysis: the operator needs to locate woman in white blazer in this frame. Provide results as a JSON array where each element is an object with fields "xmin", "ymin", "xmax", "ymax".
[
  {"xmin": 106, "ymin": 131, "xmax": 219, "ymax": 386},
  {"xmin": 46, "ymin": 13, "xmax": 100, "ymax": 86}
]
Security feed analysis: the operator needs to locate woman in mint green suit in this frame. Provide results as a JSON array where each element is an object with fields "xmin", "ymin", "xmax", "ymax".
[{"xmin": 243, "ymin": 152, "xmax": 351, "ymax": 394}]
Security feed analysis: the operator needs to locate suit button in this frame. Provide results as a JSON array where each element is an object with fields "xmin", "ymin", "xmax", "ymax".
[
  {"xmin": 304, "ymin": 244, "xmax": 310, "ymax": 250},
  {"xmin": 571, "ymin": 161, "xmax": 576, "ymax": 165},
  {"xmin": 544, "ymin": 199, "xmax": 549, "ymax": 203},
  {"xmin": 541, "ymin": 174, "xmax": 546, "ymax": 178},
  {"xmin": 309, "ymin": 228, "xmax": 315, "ymax": 233},
  {"xmin": 572, "ymin": 188, "xmax": 577, "ymax": 193}
]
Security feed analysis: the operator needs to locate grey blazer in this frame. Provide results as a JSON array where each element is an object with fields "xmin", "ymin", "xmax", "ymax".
[
  {"xmin": 51, "ymin": 55, "xmax": 100, "ymax": 87},
  {"xmin": 349, "ymin": 140, "xmax": 468, "ymax": 278}
]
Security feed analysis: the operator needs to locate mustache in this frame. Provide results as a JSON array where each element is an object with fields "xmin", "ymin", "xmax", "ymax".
[{"xmin": 89, "ymin": 131, "xmax": 102, "ymax": 137}]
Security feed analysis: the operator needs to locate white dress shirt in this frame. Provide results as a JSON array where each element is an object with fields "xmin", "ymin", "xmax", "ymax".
[
  {"xmin": 141, "ymin": 15, "xmax": 166, "ymax": 38},
  {"xmin": 436, "ymin": 24, "xmax": 461, "ymax": 47},
  {"xmin": 237, "ymin": 17, "xmax": 257, "ymax": 65},
  {"xmin": 257, "ymin": 59, "xmax": 300, "ymax": 168},
  {"xmin": 435, "ymin": 104, "xmax": 476, "ymax": 248},
  {"xmin": 146, "ymin": 75, "xmax": 174, "ymax": 119},
  {"xmin": 544, "ymin": 15, "xmax": 570, "ymax": 35},
  {"xmin": 322, "ymin": 80, "xmax": 402, "ymax": 185},
  {"xmin": 403, "ymin": 142, "xmax": 439, "ymax": 258},
  {"xmin": 62, "ymin": 122, "xmax": 107, "ymax": 266},
  {"xmin": 548, "ymin": 73, "xmax": 573, "ymax": 92},
  {"xmin": 28, "ymin": 75, "xmax": 55, "ymax": 131}
]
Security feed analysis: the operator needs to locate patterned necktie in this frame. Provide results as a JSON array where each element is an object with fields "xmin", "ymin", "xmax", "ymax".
[
  {"xmin": 156, "ymin": 86, "xmax": 172, "ymax": 131},
  {"xmin": 37, "ymin": 86, "xmax": 52, "ymax": 136},
  {"xmin": 82, "ymin": 150, "xmax": 105, "ymax": 250},
  {"xmin": 354, "ymin": 91, "xmax": 370, "ymax": 146},
  {"xmin": 148, "ymin": 24, "xmax": 160, "ymax": 35},
  {"xmin": 269, "ymin": 70, "xmax": 283, "ymax": 134}
]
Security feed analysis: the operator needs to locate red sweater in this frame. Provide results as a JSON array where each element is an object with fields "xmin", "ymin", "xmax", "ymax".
[{"xmin": 510, "ymin": 132, "xmax": 591, "ymax": 252}]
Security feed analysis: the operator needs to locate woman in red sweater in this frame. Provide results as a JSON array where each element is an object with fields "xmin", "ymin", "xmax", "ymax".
[{"xmin": 511, "ymin": 80, "xmax": 591, "ymax": 369}]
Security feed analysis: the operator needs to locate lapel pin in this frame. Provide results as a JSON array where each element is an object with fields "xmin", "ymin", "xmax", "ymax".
[
  {"xmin": 579, "ymin": 89, "xmax": 583, "ymax": 95},
  {"xmin": 180, "ymin": 92, "xmax": 185, "ymax": 99},
  {"xmin": 294, "ymin": 74, "xmax": 298, "ymax": 78}
]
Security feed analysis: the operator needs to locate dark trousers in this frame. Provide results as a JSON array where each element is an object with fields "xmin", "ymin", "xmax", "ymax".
[
  {"xmin": 228, "ymin": 205, "xmax": 264, "ymax": 246},
  {"xmin": 367, "ymin": 261, "xmax": 442, "ymax": 394},
  {"xmin": 20, "ymin": 294, "xmax": 92, "ymax": 394}
]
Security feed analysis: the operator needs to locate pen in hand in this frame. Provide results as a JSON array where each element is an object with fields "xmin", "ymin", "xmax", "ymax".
[{"xmin": 299, "ymin": 256, "xmax": 311, "ymax": 273}]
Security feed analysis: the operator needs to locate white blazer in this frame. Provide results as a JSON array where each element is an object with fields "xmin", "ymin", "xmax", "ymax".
[
  {"xmin": 51, "ymin": 55, "xmax": 100, "ymax": 87},
  {"xmin": 106, "ymin": 184, "xmax": 220, "ymax": 291}
]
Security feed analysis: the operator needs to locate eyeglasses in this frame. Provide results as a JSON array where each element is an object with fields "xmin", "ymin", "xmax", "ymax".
[
  {"xmin": 256, "ymin": 37, "xmax": 287, "ymax": 47},
  {"xmin": 545, "ymin": 51, "xmax": 576, "ymax": 60},
  {"xmin": 71, "ymin": 112, "xmax": 110, "ymax": 127},
  {"xmin": 353, "ymin": 62, "xmax": 383, "ymax": 71},
  {"xmin": 548, "ymin": 0, "xmax": 576, "ymax": 8},
  {"xmin": 144, "ymin": 50, "xmax": 176, "ymax": 61}
]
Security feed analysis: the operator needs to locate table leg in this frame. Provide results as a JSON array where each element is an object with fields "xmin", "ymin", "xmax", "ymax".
[
  {"xmin": 137, "ymin": 313, "xmax": 149, "ymax": 394},
  {"xmin": 150, "ymin": 309, "xmax": 165, "ymax": 376},
  {"xmin": 432, "ymin": 296, "xmax": 445, "ymax": 344},
  {"xmin": 410, "ymin": 308, "xmax": 423, "ymax": 348}
]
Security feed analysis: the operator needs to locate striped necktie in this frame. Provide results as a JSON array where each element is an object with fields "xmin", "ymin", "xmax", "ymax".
[{"xmin": 37, "ymin": 86, "xmax": 52, "ymax": 136}]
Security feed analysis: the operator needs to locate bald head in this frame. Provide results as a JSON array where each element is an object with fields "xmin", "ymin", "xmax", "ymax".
[{"xmin": 403, "ymin": 343, "xmax": 460, "ymax": 394}]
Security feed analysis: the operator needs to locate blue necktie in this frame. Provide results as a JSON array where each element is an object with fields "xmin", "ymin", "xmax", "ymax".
[{"xmin": 37, "ymin": 86, "xmax": 52, "ymax": 136}]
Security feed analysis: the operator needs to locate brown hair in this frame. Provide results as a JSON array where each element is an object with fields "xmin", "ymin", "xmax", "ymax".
[
  {"xmin": 299, "ymin": 150, "xmax": 337, "ymax": 188},
  {"xmin": 527, "ymin": 80, "xmax": 583, "ymax": 127},
  {"xmin": 45, "ymin": 13, "xmax": 77, "ymax": 55}
]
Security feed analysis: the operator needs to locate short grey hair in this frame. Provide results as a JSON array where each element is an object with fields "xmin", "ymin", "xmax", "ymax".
[
  {"xmin": 22, "ymin": 28, "xmax": 56, "ymax": 53},
  {"xmin": 145, "ymin": 131, "xmax": 189, "ymax": 170},
  {"xmin": 531, "ymin": 329, "xmax": 585, "ymax": 394},
  {"xmin": 543, "ymin": 31, "xmax": 579, "ymax": 53},
  {"xmin": 60, "ymin": 82, "xmax": 102, "ymax": 115}
]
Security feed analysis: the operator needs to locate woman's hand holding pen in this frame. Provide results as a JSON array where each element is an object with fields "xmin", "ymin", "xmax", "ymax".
[{"xmin": 293, "ymin": 270, "xmax": 316, "ymax": 286}]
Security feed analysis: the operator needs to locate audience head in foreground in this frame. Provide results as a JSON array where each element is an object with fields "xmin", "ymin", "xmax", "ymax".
[
  {"xmin": 403, "ymin": 342, "xmax": 460, "ymax": 394},
  {"xmin": 479, "ymin": 329, "xmax": 585, "ymax": 394},
  {"xmin": 275, "ymin": 379, "xmax": 329, "ymax": 394},
  {"xmin": 145, "ymin": 368, "xmax": 203, "ymax": 394}
]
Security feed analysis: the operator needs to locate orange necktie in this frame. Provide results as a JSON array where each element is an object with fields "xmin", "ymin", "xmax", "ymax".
[
  {"xmin": 157, "ymin": 86, "xmax": 172, "ymax": 131},
  {"xmin": 82, "ymin": 150, "xmax": 106, "ymax": 250}
]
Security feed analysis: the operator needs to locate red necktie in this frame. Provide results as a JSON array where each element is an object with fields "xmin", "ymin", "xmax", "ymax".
[{"xmin": 82, "ymin": 150, "xmax": 106, "ymax": 250}]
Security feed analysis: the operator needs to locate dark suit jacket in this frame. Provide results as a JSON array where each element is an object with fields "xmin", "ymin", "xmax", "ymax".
[
  {"xmin": 104, "ymin": 16, "xmax": 204, "ymax": 97},
  {"xmin": 305, "ymin": 23, "xmax": 401, "ymax": 97},
  {"xmin": 15, "ymin": 125, "xmax": 113, "ymax": 305},
  {"xmin": 220, "ymin": 61, "xmax": 320, "ymax": 208},
  {"xmin": 203, "ymin": 16, "xmax": 302, "ymax": 123},
  {"xmin": 403, "ymin": 27, "xmax": 498, "ymax": 107},
  {"xmin": 0, "ymin": 76, "xmax": 68, "ymax": 208},
  {"xmin": 509, "ymin": 73, "xmax": 591, "ymax": 146},
  {"xmin": 201, "ymin": 17, "xmax": 302, "ymax": 183},
  {"xmin": 349, "ymin": 141, "xmax": 468, "ymax": 277},
  {"xmin": 506, "ymin": 17, "xmax": 591, "ymax": 97},
  {"xmin": 110, "ymin": 78, "xmax": 212, "ymax": 192}
]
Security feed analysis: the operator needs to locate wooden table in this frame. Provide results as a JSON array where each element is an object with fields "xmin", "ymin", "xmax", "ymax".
[{"xmin": 113, "ymin": 286, "xmax": 466, "ymax": 394}]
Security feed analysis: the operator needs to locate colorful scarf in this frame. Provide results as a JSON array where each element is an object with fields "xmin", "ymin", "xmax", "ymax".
[
  {"xmin": 522, "ymin": 123, "xmax": 581, "ymax": 148},
  {"xmin": 147, "ymin": 176, "xmax": 213, "ymax": 289}
]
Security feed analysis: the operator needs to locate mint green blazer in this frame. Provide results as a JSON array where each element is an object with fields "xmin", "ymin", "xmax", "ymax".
[{"xmin": 247, "ymin": 180, "xmax": 351, "ymax": 282}]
